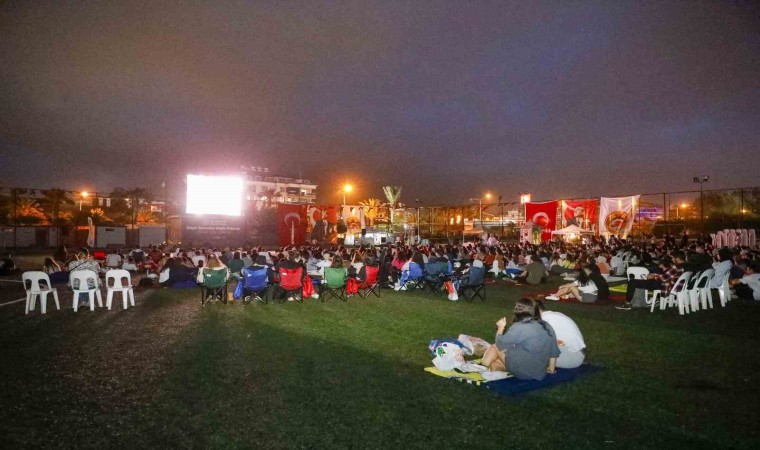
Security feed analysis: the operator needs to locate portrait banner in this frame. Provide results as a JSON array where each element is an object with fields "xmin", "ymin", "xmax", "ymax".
[
  {"xmin": 561, "ymin": 200, "xmax": 598, "ymax": 231},
  {"xmin": 599, "ymin": 196, "xmax": 640, "ymax": 238}
]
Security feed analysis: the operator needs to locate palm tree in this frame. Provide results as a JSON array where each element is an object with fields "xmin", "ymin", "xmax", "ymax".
[
  {"xmin": 9, "ymin": 188, "xmax": 28, "ymax": 224},
  {"xmin": 261, "ymin": 189, "xmax": 280, "ymax": 208},
  {"xmin": 16, "ymin": 198, "xmax": 47, "ymax": 225},
  {"xmin": 124, "ymin": 188, "xmax": 149, "ymax": 228},
  {"xmin": 89, "ymin": 208, "xmax": 112, "ymax": 225},
  {"xmin": 136, "ymin": 209, "xmax": 158, "ymax": 224},
  {"xmin": 359, "ymin": 198, "xmax": 383, "ymax": 226},
  {"xmin": 382, "ymin": 186, "xmax": 402, "ymax": 224},
  {"xmin": 40, "ymin": 189, "xmax": 74, "ymax": 224}
]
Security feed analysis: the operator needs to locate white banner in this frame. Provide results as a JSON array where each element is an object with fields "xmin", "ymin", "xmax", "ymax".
[
  {"xmin": 86, "ymin": 217, "xmax": 95, "ymax": 247},
  {"xmin": 599, "ymin": 195, "xmax": 640, "ymax": 238}
]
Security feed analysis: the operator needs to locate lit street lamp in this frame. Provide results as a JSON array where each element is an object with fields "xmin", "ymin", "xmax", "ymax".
[
  {"xmin": 677, "ymin": 203, "xmax": 688, "ymax": 219},
  {"xmin": 342, "ymin": 184, "xmax": 353, "ymax": 206},
  {"xmin": 468, "ymin": 193, "xmax": 491, "ymax": 225},
  {"xmin": 79, "ymin": 191, "xmax": 89, "ymax": 211}
]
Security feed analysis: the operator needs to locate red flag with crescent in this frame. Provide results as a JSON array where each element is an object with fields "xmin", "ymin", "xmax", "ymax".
[
  {"xmin": 277, "ymin": 204, "xmax": 308, "ymax": 246},
  {"xmin": 525, "ymin": 201, "xmax": 559, "ymax": 241}
]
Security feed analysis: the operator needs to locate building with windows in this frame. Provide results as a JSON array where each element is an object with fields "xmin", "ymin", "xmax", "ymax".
[{"xmin": 241, "ymin": 166, "xmax": 317, "ymax": 208}]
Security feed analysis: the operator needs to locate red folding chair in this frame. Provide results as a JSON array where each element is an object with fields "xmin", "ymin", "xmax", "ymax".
[
  {"xmin": 278, "ymin": 266, "xmax": 304, "ymax": 303},
  {"xmin": 358, "ymin": 265, "xmax": 380, "ymax": 299}
]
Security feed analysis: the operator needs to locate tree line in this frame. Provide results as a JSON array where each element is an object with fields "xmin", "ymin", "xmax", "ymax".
[{"xmin": 0, "ymin": 187, "xmax": 162, "ymax": 227}]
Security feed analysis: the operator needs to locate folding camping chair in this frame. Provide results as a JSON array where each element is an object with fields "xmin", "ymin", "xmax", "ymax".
[
  {"xmin": 358, "ymin": 265, "xmax": 380, "ymax": 299},
  {"xmin": 201, "ymin": 268, "xmax": 228, "ymax": 306},
  {"xmin": 423, "ymin": 261, "xmax": 446, "ymax": 297},
  {"xmin": 240, "ymin": 266, "xmax": 270, "ymax": 304},
  {"xmin": 400, "ymin": 262, "xmax": 425, "ymax": 291},
  {"xmin": 458, "ymin": 266, "xmax": 486, "ymax": 302},
  {"xmin": 278, "ymin": 266, "xmax": 304, "ymax": 303},
  {"xmin": 321, "ymin": 267, "xmax": 347, "ymax": 302}
]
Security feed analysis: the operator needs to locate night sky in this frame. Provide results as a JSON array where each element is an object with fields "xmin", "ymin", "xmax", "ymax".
[{"xmin": 1, "ymin": 1, "xmax": 758, "ymax": 204}]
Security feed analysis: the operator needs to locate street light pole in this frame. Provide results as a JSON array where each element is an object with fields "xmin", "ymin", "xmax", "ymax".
[
  {"xmin": 693, "ymin": 176, "xmax": 709, "ymax": 233},
  {"xmin": 342, "ymin": 184, "xmax": 352, "ymax": 206},
  {"xmin": 414, "ymin": 199, "xmax": 423, "ymax": 243},
  {"xmin": 79, "ymin": 191, "xmax": 89, "ymax": 211},
  {"xmin": 468, "ymin": 193, "xmax": 491, "ymax": 229}
]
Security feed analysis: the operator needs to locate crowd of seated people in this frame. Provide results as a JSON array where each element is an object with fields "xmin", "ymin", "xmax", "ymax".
[{"xmin": 6, "ymin": 229, "xmax": 759, "ymax": 309}]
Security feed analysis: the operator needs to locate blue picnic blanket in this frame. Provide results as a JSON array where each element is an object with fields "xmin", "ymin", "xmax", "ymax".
[{"xmin": 484, "ymin": 364, "xmax": 601, "ymax": 397}]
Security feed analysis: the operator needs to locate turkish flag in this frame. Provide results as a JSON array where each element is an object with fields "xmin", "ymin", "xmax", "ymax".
[
  {"xmin": 525, "ymin": 201, "xmax": 559, "ymax": 241},
  {"xmin": 277, "ymin": 204, "xmax": 308, "ymax": 246},
  {"xmin": 561, "ymin": 200, "xmax": 597, "ymax": 231}
]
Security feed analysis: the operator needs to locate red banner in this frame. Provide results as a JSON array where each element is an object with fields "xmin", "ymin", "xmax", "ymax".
[
  {"xmin": 525, "ymin": 201, "xmax": 559, "ymax": 241},
  {"xmin": 278, "ymin": 204, "xmax": 308, "ymax": 246},
  {"xmin": 561, "ymin": 200, "xmax": 598, "ymax": 231}
]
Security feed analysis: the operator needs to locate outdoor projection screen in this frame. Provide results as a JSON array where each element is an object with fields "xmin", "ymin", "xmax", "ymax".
[{"xmin": 185, "ymin": 174, "xmax": 244, "ymax": 216}]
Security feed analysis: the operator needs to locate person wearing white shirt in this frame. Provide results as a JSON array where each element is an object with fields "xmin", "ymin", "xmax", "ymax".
[
  {"xmin": 538, "ymin": 303, "xmax": 586, "ymax": 369},
  {"xmin": 191, "ymin": 251, "xmax": 207, "ymax": 268},
  {"xmin": 710, "ymin": 249, "xmax": 734, "ymax": 289},
  {"xmin": 315, "ymin": 254, "xmax": 332, "ymax": 277},
  {"xmin": 105, "ymin": 250, "xmax": 122, "ymax": 269},
  {"xmin": 731, "ymin": 262, "xmax": 760, "ymax": 301}
]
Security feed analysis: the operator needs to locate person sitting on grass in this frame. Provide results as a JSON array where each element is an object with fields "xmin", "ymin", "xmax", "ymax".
[
  {"xmin": 226, "ymin": 251, "xmax": 245, "ymax": 277},
  {"xmin": 512, "ymin": 258, "xmax": 547, "ymax": 285},
  {"xmin": 121, "ymin": 256, "xmax": 138, "ymax": 271},
  {"xmin": 730, "ymin": 261, "xmax": 760, "ymax": 301},
  {"xmin": 158, "ymin": 257, "xmax": 175, "ymax": 285},
  {"xmin": 536, "ymin": 301, "xmax": 586, "ymax": 369},
  {"xmin": 481, "ymin": 298, "xmax": 560, "ymax": 380},
  {"xmin": 139, "ymin": 255, "xmax": 159, "ymax": 274},
  {"xmin": 42, "ymin": 257, "xmax": 62, "ymax": 274},
  {"xmin": 549, "ymin": 262, "xmax": 610, "ymax": 303}
]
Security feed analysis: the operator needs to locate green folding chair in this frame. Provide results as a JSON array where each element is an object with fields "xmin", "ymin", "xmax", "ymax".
[
  {"xmin": 201, "ymin": 268, "xmax": 228, "ymax": 306},
  {"xmin": 321, "ymin": 267, "xmax": 347, "ymax": 302}
]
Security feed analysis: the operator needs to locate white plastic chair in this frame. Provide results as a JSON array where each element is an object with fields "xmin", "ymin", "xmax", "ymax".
[
  {"xmin": 661, "ymin": 271, "xmax": 693, "ymax": 315},
  {"xmin": 70, "ymin": 270, "xmax": 103, "ymax": 312},
  {"xmin": 105, "ymin": 269, "xmax": 135, "ymax": 310},
  {"xmin": 625, "ymin": 267, "xmax": 656, "ymax": 306},
  {"xmin": 22, "ymin": 271, "xmax": 60, "ymax": 315},
  {"xmin": 688, "ymin": 269, "xmax": 714, "ymax": 311},
  {"xmin": 715, "ymin": 272, "xmax": 731, "ymax": 307},
  {"xmin": 626, "ymin": 267, "xmax": 649, "ymax": 280}
]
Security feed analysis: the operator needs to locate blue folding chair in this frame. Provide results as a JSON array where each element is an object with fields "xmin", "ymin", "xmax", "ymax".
[
  {"xmin": 400, "ymin": 262, "xmax": 425, "ymax": 291},
  {"xmin": 458, "ymin": 266, "xmax": 486, "ymax": 302},
  {"xmin": 239, "ymin": 266, "xmax": 270, "ymax": 304},
  {"xmin": 423, "ymin": 262, "xmax": 445, "ymax": 296}
]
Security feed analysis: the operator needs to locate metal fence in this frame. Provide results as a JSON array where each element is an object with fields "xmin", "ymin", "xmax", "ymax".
[{"xmin": 391, "ymin": 186, "xmax": 760, "ymax": 241}]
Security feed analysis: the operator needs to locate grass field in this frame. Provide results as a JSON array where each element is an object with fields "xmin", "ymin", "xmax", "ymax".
[{"xmin": 1, "ymin": 280, "xmax": 759, "ymax": 449}]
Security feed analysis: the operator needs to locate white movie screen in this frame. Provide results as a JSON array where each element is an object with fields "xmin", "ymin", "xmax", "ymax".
[{"xmin": 185, "ymin": 174, "xmax": 244, "ymax": 216}]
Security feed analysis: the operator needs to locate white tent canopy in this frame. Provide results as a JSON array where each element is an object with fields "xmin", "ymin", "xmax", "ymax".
[{"xmin": 551, "ymin": 224, "xmax": 594, "ymax": 235}]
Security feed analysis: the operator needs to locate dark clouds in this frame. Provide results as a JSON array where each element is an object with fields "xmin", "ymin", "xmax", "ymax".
[{"xmin": 1, "ymin": 0, "xmax": 758, "ymax": 204}]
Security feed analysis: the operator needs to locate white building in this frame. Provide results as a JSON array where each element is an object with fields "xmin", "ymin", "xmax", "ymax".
[{"xmin": 241, "ymin": 166, "xmax": 317, "ymax": 208}]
